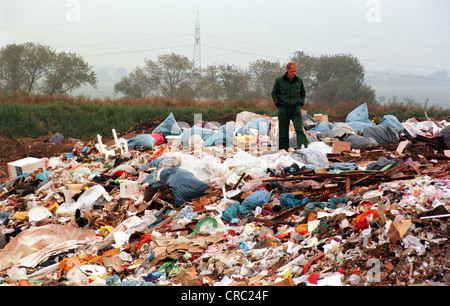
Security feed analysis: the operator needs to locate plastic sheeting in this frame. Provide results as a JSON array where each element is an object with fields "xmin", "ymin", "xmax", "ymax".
[
  {"xmin": 239, "ymin": 118, "xmax": 270, "ymax": 136},
  {"xmin": 292, "ymin": 147, "xmax": 329, "ymax": 168},
  {"xmin": 0, "ymin": 224, "xmax": 97, "ymax": 271}
]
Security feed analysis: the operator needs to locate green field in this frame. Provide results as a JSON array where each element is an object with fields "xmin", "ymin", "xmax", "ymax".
[{"xmin": 0, "ymin": 95, "xmax": 448, "ymax": 139}]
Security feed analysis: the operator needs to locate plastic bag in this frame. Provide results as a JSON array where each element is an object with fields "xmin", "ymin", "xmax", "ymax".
[
  {"xmin": 347, "ymin": 121, "xmax": 374, "ymax": 133},
  {"xmin": 259, "ymin": 153, "xmax": 305, "ymax": 173},
  {"xmin": 179, "ymin": 126, "xmax": 217, "ymax": 147},
  {"xmin": 56, "ymin": 184, "xmax": 111, "ymax": 215},
  {"xmin": 292, "ymin": 147, "xmax": 329, "ymax": 168},
  {"xmin": 331, "ymin": 122, "xmax": 355, "ymax": 136},
  {"xmin": 159, "ymin": 167, "xmax": 208, "ymax": 206},
  {"xmin": 362, "ymin": 126, "xmax": 400, "ymax": 144},
  {"xmin": 152, "ymin": 112, "xmax": 182, "ymax": 136},
  {"xmin": 379, "ymin": 115, "xmax": 404, "ymax": 133},
  {"xmin": 242, "ymin": 190, "xmax": 271, "ymax": 210},
  {"xmin": 279, "ymin": 193, "xmax": 311, "ymax": 209},
  {"xmin": 219, "ymin": 122, "xmax": 238, "ymax": 137},
  {"xmin": 180, "ymin": 154, "xmax": 229, "ymax": 186},
  {"xmin": 366, "ymin": 157, "xmax": 403, "ymax": 171},
  {"xmin": 344, "ymin": 134, "xmax": 378, "ymax": 149},
  {"xmin": 127, "ymin": 134, "xmax": 157, "ymax": 150},
  {"xmin": 439, "ymin": 125, "xmax": 450, "ymax": 140},
  {"xmin": 235, "ymin": 111, "xmax": 266, "ymax": 126},
  {"xmin": 345, "ymin": 103, "xmax": 373, "ymax": 125},
  {"xmin": 203, "ymin": 132, "xmax": 234, "ymax": 147},
  {"xmin": 239, "ymin": 118, "xmax": 270, "ymax": 136},
  {"xmin": 150, "ymin": 132, "xmax": 165, "ymax": 145},
  {"xmin": 221, "ymin": 202, "xmax": 252, "ymax": 222},
  {"xmin": 49, "ymin": 132, "xmax": 64, "ymax": 144}
]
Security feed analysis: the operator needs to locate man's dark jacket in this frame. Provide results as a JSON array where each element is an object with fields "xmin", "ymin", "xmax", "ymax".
[{"xmin": 271, "ymin": 73, "xmax": 306, "ymax": 108}]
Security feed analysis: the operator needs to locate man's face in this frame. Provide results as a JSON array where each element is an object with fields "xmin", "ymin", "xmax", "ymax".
[{"xmin": 286, "ymin": 65, "xmax": 297, "ymax": 80}]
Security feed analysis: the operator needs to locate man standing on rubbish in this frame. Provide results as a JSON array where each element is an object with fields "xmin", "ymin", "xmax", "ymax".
[{"xmin": 271, "ymin": 61, "xmax": 308, "ymax": 151}]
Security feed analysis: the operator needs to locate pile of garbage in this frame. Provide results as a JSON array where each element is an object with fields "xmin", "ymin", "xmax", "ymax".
[{"xmin": 0, "ymin": 103, "xmax": 449, "ymax": 287}]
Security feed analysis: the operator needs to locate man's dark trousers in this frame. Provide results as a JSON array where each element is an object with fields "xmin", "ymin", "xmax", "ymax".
[{"xmin": 278, "ymin": 105, "xmax": 308, "ymax": 151}]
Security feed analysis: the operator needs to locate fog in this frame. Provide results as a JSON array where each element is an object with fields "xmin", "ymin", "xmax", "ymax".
[{"xmin": 1, "ymin": 0, "xmax": 449, "ymax": 105}]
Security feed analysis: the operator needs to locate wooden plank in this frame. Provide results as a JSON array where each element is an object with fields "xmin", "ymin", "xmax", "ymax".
[{"xmin": 395, "ymin": 140, "xmax": 410, "ymax": 157}]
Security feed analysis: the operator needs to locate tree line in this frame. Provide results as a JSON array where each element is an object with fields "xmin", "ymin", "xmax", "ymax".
[
  {"xmin": 116, "ymin": 51, "xmax": 377, "ymax": 105},
  {"xmin": 0, "ymin": 42, "xmax": 97, "ymax": 96},
  {"xmin": 0, "ymin": 42, "xmax": 376, "ymax": 105}
]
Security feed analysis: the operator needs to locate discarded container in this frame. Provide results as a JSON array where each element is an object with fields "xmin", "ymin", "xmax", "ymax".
[
  {"xmin": 28, "ymin": 206, "xmax": 52, "ymax": 222},
  {"xmin": 7, "ymin": 157, "xmax": 46, "ymax": 180},
  {"xmin": 120, "ymin": 180, "xmax": 139, "ymax": 198}
]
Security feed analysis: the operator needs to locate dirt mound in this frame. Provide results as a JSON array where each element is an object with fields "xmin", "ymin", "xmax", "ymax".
[
  {"xmin": 0, "ymin": 116, "xmax": 178, "ymax": 183},
  {"xmin": 0, "ymin": 135, "xmax": 78, "ymax": 183}
]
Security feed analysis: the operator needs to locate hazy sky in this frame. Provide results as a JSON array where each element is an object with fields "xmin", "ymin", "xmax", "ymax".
[{"xmin": 1, "ymin": 0, "xmax": 449, "ymax": 76}]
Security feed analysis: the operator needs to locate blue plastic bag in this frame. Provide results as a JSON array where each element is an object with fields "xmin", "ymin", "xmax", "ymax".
[
  {"xmin": 127, "ymin": 134, "xmax": 157, "ymax": 150},
  {"xmin": 220, "ymin": 122, "xmax": 237, "ymax": 137},
  {"xmin": 279, "ymin": 193, "xmax": 312, "ymax": 209},
  {"xmin": 379, "ymin": 115, "xmax": 404, "ymax": 133},
  {"xmin": 203, "ymin": 132, "xmax": 234, "ymax": 147},
  {"xmin": 221, "ymin": 202, "xmax": 252, "ymax": 222},
  {"xmin": 159, "ymin": 167, "xmax": 208, "ymax": 206},
  {"xmin": 152, "ymin": 112, "xmax": 182, "ymax": 136},
  {"xmin": 179, "ymin": 126, "xmax": 217, "ymax": 147},
  {"xmin": 242, "ymin": 190, "xmax": 271, "ymax": 210},
  {"xmin": 345, "ymin": 103, "xmax": 373, "ymax": 125},
  {"xmin": 239, "ymin": 118, "xmax": 270, "ymax": 136}
]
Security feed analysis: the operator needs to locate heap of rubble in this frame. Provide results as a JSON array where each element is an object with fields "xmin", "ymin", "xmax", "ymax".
[{"xmin": 0, "ymin": 105, "xmax": 448, "ymax": 286}]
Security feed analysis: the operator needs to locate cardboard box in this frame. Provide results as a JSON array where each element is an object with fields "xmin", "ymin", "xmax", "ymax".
[
  {"xmin": 120, "ymin": 181, "xmax": 139, "ymax": 198},
  {"xmin": 332, "ymin": 141, "xmax": 351, "ymax": 154},
  {"xmin": 7, "ymin": 157, "xmax": 46, "ymax": 180},
  {"xmin": 314, "ymin": 114, "xmax": 329, "ymax": 124}
]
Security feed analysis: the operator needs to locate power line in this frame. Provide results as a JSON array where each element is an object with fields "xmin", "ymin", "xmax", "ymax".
[
  {"xmin": 202, "ymin": 44, "xmax": 288, "ymax": 62},
  {"xmin": 202, "ymin": 44, "xmax": 450, "ymax": 83},
  {"xmin": 83, "ymin": 44, "xmax": 193, "ymax": 57},
  {"xmin": 206, "ymin": 11, "xmax": 450, "ymax": 50},
  {"xmin": 66, "ymin": 34, "xmax": 193, "ymax": 49},
  {"xmin": 366, "ymin": 70, "xmax": 450, "ymax": 83},
  {"xmin": 202, "ymin": 34, "xmax": 448, "ymax": 72}
]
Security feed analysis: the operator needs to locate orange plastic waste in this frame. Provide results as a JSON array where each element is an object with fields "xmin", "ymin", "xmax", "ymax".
[
  {"xmin": 136, "ymin": 233, "xmax": 152, "ymax": 250},
  {"xmin": 352, "ymin": 209, "xmax": 379, "ymax": 225},
  {"xmin": 59, "ymin": 255, "xmax": 103, "ymax": 272},
  {"xmin": 303, "ymin": 253, "xmax": 325, "ymax": 275}
]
